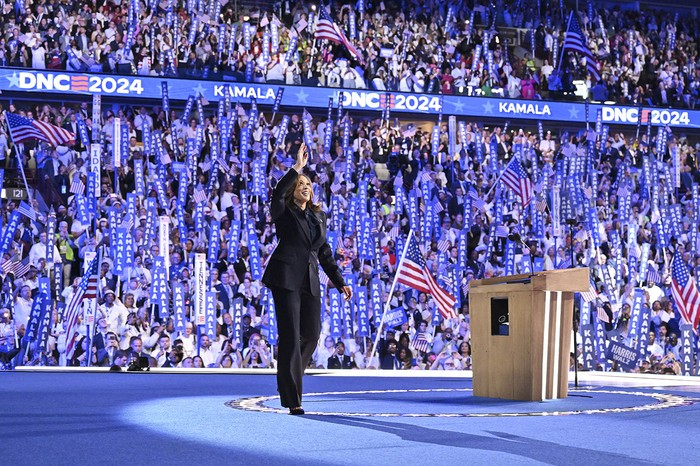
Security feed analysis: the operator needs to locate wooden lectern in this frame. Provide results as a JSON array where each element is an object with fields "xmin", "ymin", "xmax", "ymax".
[{"xmin": 469, "ymin": 268, "xmax": 590, "ymax": 401}]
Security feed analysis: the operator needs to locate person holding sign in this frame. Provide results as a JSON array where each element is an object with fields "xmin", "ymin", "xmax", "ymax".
[{"xmin": 262, "ymin": 142, "xmax": 352, "ymax": 415}]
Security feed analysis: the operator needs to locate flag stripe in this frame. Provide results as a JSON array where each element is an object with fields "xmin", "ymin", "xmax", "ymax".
[
  {"xmin": 395, "ymin": 233, "xmax": 457, "ymax": 320},
  {"xmin": 64, "ymin": 258, "xmax": 99, "ymax": 356}
]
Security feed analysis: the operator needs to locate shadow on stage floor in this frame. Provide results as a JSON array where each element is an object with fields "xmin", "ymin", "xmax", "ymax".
[{"xmin": 1, "ymin": 370, "xmax": 698, "ymax": 465}]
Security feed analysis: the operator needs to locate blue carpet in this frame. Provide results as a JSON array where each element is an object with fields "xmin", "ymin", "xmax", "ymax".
[{"xmin": 1, "ymin": 372, "xmax": 698, "ymax": 465}]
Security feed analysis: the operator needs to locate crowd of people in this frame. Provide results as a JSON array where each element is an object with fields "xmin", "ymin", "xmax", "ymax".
[
  {"xmin": 0, "ymin": 90, "xmax": 699, "ymax": 376},
  {"xmin": 1, "ymin": 0, "xmax": 699, "ymax": 106}
]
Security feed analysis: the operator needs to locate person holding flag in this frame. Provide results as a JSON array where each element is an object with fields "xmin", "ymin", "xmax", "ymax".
[{"xmin": 262, "ymin": 142, "xmax": 352, "ymax": 415}]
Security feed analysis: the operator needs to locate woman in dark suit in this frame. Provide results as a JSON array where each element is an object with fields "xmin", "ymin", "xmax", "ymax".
[{"xmin": 262, "ymin": 143, "xmax": 352, "ymax": 415}]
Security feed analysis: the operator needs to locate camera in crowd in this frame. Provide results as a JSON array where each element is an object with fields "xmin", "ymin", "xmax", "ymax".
[{"xmin": 127, "ymin": 356, "xmax": 150, "ymax": 372}]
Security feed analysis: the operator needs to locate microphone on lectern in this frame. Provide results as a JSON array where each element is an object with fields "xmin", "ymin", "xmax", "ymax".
[{"xmin": 507, "ymin": 232, "xmax": 526, "ymax": 247}]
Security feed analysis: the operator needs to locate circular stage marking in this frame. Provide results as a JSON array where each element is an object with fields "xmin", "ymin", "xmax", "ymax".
[{"xmin": 225, "ymin": 388, "xmax": 696, "ymax": 418}]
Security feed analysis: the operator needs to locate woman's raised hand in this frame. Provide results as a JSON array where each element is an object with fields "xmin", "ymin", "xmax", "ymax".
[{"xmin": 294, "ymin": 142, "xmax": 308, "ymax": 171}]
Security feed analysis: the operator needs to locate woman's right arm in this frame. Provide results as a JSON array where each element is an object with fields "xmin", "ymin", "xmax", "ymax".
[
  {"xmin": 270, "ymin": 143, "xmax": 308, "ymax": 221},
  {"xmin": 270, "ymin": 168, "xmax": 298, "ymax": 222}
]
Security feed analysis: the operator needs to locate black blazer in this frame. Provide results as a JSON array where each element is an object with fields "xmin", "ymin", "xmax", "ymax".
[
  {"xmin": 96, "ymin": 347, "xmax": 116, "ymax": 367},
  {"xmin": 220, "ymin": 323, "xmax": 235, "ymax": 339},
  {"xmin": 328, "ymin": 354, "xmax": 355, "ymax": 369},
  {"xmin": 262, "ymin": 168, "xmax": 345, "ymax": 295},
  {"xmin": 92, "ymin": 332, "xmax": 107, "ymax": 351},
  {"xmin": 215, "ymin": 283, "xmax": 234, "ymax": 312}
]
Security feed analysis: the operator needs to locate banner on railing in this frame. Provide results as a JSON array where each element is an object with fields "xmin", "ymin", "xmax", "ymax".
[{"xmin": 1, "ymin": 69, "xmax": 698, "ymax": 128}]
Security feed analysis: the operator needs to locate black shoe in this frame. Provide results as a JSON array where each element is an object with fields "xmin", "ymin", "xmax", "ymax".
[{"xmin": 289, "ymin": 407, "xmax": 305, "ymax": 415}]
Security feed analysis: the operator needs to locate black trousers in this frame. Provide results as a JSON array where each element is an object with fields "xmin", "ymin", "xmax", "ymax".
[{"xmin": 270, "ymin": 270, "xmax": 321, "ymax": 408}]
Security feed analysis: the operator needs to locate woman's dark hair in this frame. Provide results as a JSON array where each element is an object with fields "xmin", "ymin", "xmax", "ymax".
[
  {"xmin": 170, "ymin": 347, "xmax": 184, "ymax": 365},
  {"xmin": 70, "ymin": 336, "xmax": 88, "ymax": 366},
  {"xmin": 73, "ymin": 336, "xmax": 87, "ymax": 357},
  {"xmin": 221, "ymin": 354, "xmax": 233, "ymax": 366},
  {"xmin": 284, "ymin": 173, "xmax": 322, "ymax": 213}
]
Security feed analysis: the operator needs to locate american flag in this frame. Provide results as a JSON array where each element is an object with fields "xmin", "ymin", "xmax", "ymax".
[
  {"xmin": 596, "ymin": 304, "xmax": 611, "ymax": 323},
  {"xmin": 535, "ymin": 197, "xmax": 548, "ymax": 213},
  {"xmin": 64, "ymin": 257, "xmax": 100, "ymax": 357},
  {"xmin": 389, "ymin": 225, "xmax": 400, "ymax": 239},
  {"xmin": 494, "ymin": 224, "xmax": 510, "ymax": 238},
  {"xmin": 199, "ymin": 160, "xmax": 212, "ymax": 172},
  {"xmin": 401, "ymin": 124, "xmax": 417, "ymax": 138},
  {"xmin": 330, "ymin": 177, "xmax": 342, "ymax": 194},
  {"xmin": 580, "ymin": 277, "xmax": 599, "ymax": 303},
  {"xmin": 437, "ymin": 237, "xmax": 451, "ymax": 253},
  {"xmin": 646, "ymin": 266, "xmax": 662, "ymax": 285},
  {"xmin": 501, "ymin": 157, "xmax": 533, "ymax": 207},
  {"xmin": 17, "ymin": 201, "xmax": 37, "ymax": 221},
  {"xmin": 395, "ymin": 233, "xmax": 457, "ymax": 320},
  {"xmin": 468, "ymin": 189, "xmax": 487, "ymax": 212},
  {"xmin": 461, "ymin": 279, "xmax": 470, "ymax": 297},
  {"xmin": 70, "ymin": 177, "xmax": 85, "ymax": 195},
  {"xmin": 562, "ymin": 11, "xmax": 601, "ymax": 81},
  {"xmin": 3, "ymin": 256, "xmax": 30, "ymax": 278},
  {"xmin": 13, "ymin": 257, "xmax": 31, "ymax": 278},
  {"xmin": 192, "ymin": 188, "xmax": 208, "ymax": 204},
  {"xmin": 160, "ymin": 150, "xmax": 172, "ymax": 165},
  {"xmin": 119, "ymin": 214, "xmax": 134, "ymax": 231},
  {"xmin": 670, "ymin": 253, "xmax": 700, "ymax": 329},
  {"xmin": 421, "ymin": 171, "xmax": 433, "ymax": 184},
  {"xmin": 218, "ymin": 161, "xmax": 232, "ymax": 174},
  {"xmin": 432, "ymin": 200, "xmax": 444, "ymax": 215},
  {"xmin": 410, "ymin": 331, "xmax": 431, "ymax": 353},
  {"xmin": 5, "ymin": 112, "xmax": 75, "ymax": 147},
  {"xmin": 1, "ymin": 257, "xmax": 16, "ymax": 274},
  {"xmin": 315, "ymin": 7, "xmax": 364, "ymax": 63}
]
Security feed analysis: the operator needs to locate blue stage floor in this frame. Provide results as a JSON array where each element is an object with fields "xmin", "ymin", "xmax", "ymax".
[{"xmin": 2, "ymin": 369, "xmax": 699, "ymax": 465}]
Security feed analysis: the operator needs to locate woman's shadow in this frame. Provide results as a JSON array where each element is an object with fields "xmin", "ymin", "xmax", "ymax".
[{"xmin": 303, "ymin": 414, "xmax": 651, "ymax": 465}]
